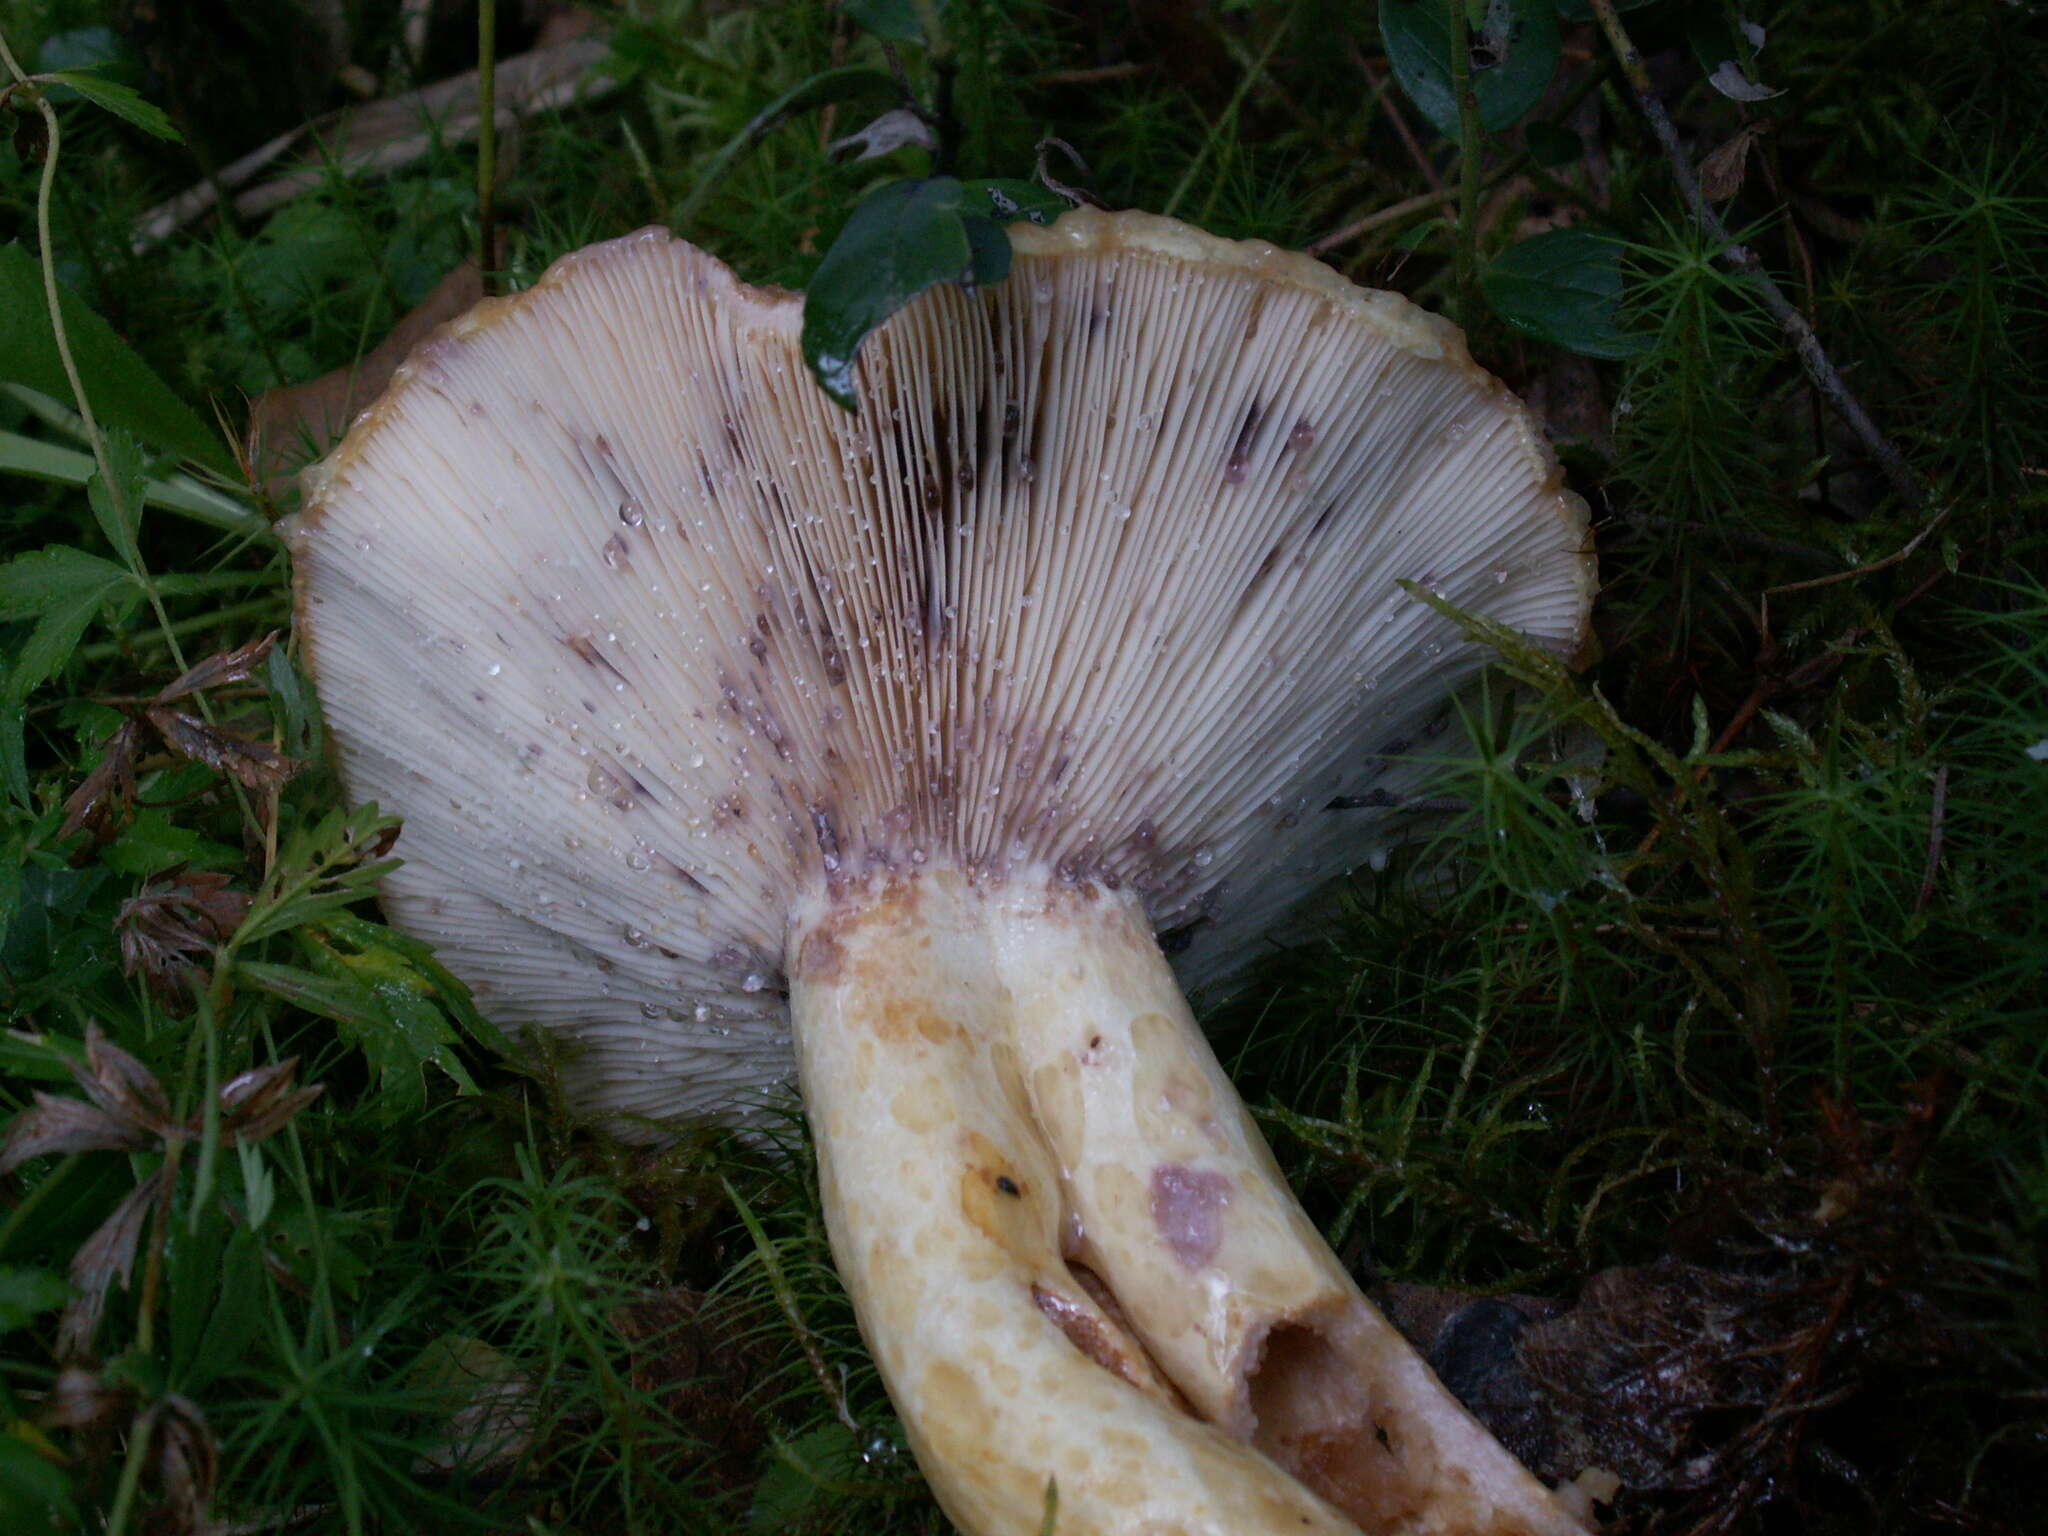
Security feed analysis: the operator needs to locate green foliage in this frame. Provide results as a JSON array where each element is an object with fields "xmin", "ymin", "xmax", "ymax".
[
  {"xmin": 0, "ymin": 245, "xmax": 232, "ymax": 474},
  {"xmin": 39, "ymin": 70, "xmax": 179, "ymax": 142},
  {"xmin": 1379, "ymin": 0, "xmax": 1559, "ymax": 137},
  {"xmin": 1609, "ymin": 213, "xmax": 1784, "ymax": 526},
  {"xmin": 1481, "ymin": 227, "xmax": 1647, "ymax": 359}
]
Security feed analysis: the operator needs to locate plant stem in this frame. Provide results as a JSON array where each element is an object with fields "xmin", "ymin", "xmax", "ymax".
[
  {"xmin": 103, "ymin": 1403, "xmax": 157, "ymax": 1536},
  {"xmin": 477, "ymin": 0, "xmax": 499, "ymax": 295},
  {"xmin": 1583, "ymin": 0, "xmax": 1927, "ymax": 510},
  {"xmin": 0, "ymin": 31, "xmax": 191, "ymax": 676},
  {"xmin": 1447, "ymin": 0, "xmax": 1482, "ymax": 321},
  {"xmin": 77, "ymin": 594, "xmax": 286, "ymax": 662},
  {"xmin": 908, "ymin": 0, "xmax": 959, "ymax": 176}
]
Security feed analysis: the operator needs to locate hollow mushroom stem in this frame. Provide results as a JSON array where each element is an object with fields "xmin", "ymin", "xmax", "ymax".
[{"xmin": 790, "ymin": 868, "xmax": 1584, "ymax": 1536}]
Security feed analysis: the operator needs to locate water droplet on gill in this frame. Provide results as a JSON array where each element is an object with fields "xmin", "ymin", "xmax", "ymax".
[
  {"xmin": 619, "ymin": 499, "xmax": 645, "ymax": 527},
  {"xmin": 624, "ymin": 850, "xmax": 651, "ymax": 871},
  {"xmin": 909, "ymin": 847, "xmax": 928, "ymax": 865},
  {"xmin": 693, "ymin": 1002, "xmax": 711, "ymax": 1022},
  {"xmin": 1193, "ymin": 847, "xmax": 1214, "ymax": 867},
  {"xmin": 563, "ymin": 833, "xmax": 583, "ymax": 851},
  {"xmin": 1422, "ymin": 642, "xmax": 1444, "ymax": 658},
  {"xmin": 486, "ymin": 662, "xmax": 502, "ymax": 677},
  {"xmin": 687, "ymin": 751, "xmax": 706, "ymax": 769},
  {"xmin": 352, "ymin": 535, "xmax": 372, "ymax": 552},
  {"xmin": 640, "ymin": 1002, "xmax": 661, "ymax": 1019},
  {"xmin": 740, "ymin": 972, "xmax": 767, "ymax": 993},
  {"xmin": 588, "ymin": 763, "xmax": 622, "ymax": 797},
  {"xmin": 1491, "ymin": 565, "xmax": 1510, "ymax": 584},
  {"xmin": 1442, "ymin": 421, "xmax": 1469, "ymax": 444},
  {"xmin": 624, "ymin": 926, "xmax": 651, "ymax": 949}
]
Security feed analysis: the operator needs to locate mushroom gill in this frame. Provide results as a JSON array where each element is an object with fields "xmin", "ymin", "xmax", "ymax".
[{"xmin": 292, "ymin": 207, "xmax": 1594, "ymax": 1535}]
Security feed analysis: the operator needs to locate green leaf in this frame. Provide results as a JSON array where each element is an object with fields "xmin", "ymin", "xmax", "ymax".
[
  {"xmin": 44, "ymin": 70, "xmax": 181, "ymax": 141},
  {"xmin": 86, "ymin": 429, "xmax": 148, "ymax": 570},
  {"xmin": 0, "ymin": 1434, "xmax": 77, "ymax": 1536},
  {"xmin": 0, "ymin": 427, "xmax": 263, "ymax": 537},
  {"xmin": 802, "ymin": 178, "xmax": 975, "ymax": 409},
  {"xmin": 962, "ymin": 215, "xmax": 1013, "ymax": 288},
  {"xmin": 842, "ymin": 0, "xmax": 941, "ymax": 44},
  {"xmin": 1380, "ymin": 0, "xmax": 1560, "ymax": 138},
  {"xmin": 0, "ymin": 1268, "xmax": 70, "ymax": 1335},
  {"xmin": 957, "ymin": 178, "xmax": 1068, "ymax": 227},
  {"xmin": 0, "ymin": 545, "xmax": 132, "ymax": 623},
  {"xmin": 238, "ymin": 802, "xmax": 401, "ymax": 943},
  {"xmin": 1481, "ymin": 228, "xmax": 1651, "ymax": 360},
  {"xmin": 240, "ymin": 912, "xmax": 503, "ymax": 1110},
  {"xmin": 0, "ymin": 244, "xmax": 234, "ymax": 474},
  {"xmin": 0, "ymin": 547, "xmax": 135, "ymax": 782}
]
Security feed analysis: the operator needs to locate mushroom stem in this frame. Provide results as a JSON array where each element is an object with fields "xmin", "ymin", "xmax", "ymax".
[{"xmin": 788, "ymin": 870, "xmax": 1585, "ymax": 1536}]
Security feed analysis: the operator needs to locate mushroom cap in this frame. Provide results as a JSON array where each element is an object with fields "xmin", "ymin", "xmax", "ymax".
[{"xmin": 290, "ymin": 207, "xmax": 1593, "ymax": 1125}]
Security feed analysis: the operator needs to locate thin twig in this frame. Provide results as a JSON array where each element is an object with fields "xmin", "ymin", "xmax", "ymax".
[
  {"xmin": 1350, "ymin": 43, "xmax": 1441, "ymax": 194},
  {"xmin": 1031, "ymin": 61, "xmax": 1153, "ymax": 86},
  {"xmin": 1759, "ymin": 503, "xmax": 1951, "ymax": 645},
  {"xmin": 1583, "ymin": 0, "xmax": 1927, "ymax": 511},
  {"xmin": 0, "ymin": 32, "xmax": 194, "ymax": 682},
  {"xmin": 1447, "ymin": 0, "xmax": 1482, "ymax": 320}
]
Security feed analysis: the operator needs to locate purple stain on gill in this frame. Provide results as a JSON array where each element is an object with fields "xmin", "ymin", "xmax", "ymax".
[
  {"xmin": 1150, "ymin": 1165, "xmax": 1231, "ymax": 1270},
  {"xmin": 1224, "ymin": 400, "xmax": 1265, "ymax": 484}
]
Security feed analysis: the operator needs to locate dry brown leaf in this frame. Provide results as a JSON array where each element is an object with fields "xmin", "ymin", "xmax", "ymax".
[
  {"xmin": 59, "ymin": 718, "xmax": 142, "ymax": 843},
  {"xmin": 74, "ymin": 1022, "xmax": 176, "ymax": 1133},
  {"xmin": 219, "ymin": 1059, "xmax": 324, "ymax": 1144},
  {"xmin": 152, "ymin": 632, "xmax": 280, "ymax": 705},
  {"xmin": 152, "ymin": 1395, "xmax": 220, "ymax": 1533},
  {"xmin": 0, "ymin": 1093, "xmax": 149, "ymax": 1173},
  {"xmin": 144, "ymin": 707, "xmax": 302, "ymax": 790},
  {"xmin": 58, "ymin": 1164, "xmax": 171, "ymax": 1359},
  {"xmin": 47, "ymin": 1366, "xmax": 127, "ymax": 1431},
  {"xmin": 117, "ymin": 870, "xmax": 253, "ymax": 1006},
  {"xmin": 1699, "ymin": 124, "xmax": 1765, "ymax": 205}
]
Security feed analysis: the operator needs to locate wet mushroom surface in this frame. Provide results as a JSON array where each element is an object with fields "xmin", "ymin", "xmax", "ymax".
[{"xmin": 292, "ymin": 207, "xmax": 1595, "ymax": 1535}]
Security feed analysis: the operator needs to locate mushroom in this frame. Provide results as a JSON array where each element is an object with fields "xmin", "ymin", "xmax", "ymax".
[{"xmin": 290, "ymin": 208, "xmax": 1595, "ymax": 1535}]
